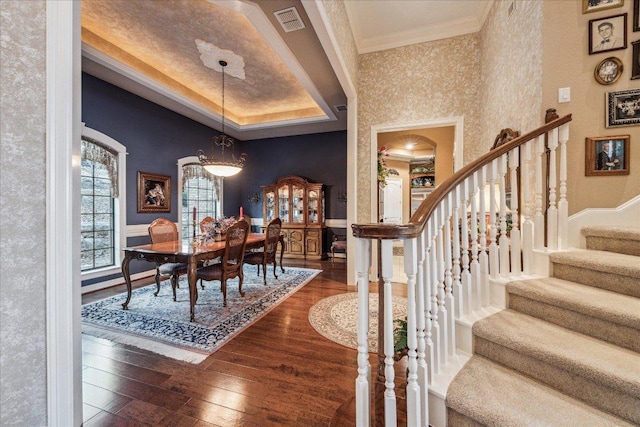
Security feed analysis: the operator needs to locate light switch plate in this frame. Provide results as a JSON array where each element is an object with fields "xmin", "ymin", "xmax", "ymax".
[{"xmin": 558, "ymin": 87, "xmax": 570, "ymax": 103}]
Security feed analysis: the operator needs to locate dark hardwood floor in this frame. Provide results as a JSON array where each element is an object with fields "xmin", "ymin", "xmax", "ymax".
[{"xmin": 82, "ymin": 258, "xmax": 404, "ymax": 426}]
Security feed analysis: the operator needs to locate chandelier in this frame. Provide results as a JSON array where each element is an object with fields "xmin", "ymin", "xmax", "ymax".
[{"xmin": 197, "ymin": 60, "xmax": 246, "ymax": 177}]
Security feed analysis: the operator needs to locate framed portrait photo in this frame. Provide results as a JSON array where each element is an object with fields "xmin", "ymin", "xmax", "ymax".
[
  {"xmin": 583, "ymin": 0, "xmax": 624, "ymax": 14},
  {"xmin": 137, "ymin": 171, "xmax": 171, "ymax": 213},
  {"xmin": 585, "ymin": 135, "xmax": 630, "ymax": 176},
  {"xmin": 634, "ymin": 0, "xmax": 639, "ymax": 31},
  {"xmin": 594, "ymin": 57, "xmax": 624, "ymax": 84},
  {"xmin": 606, "ymin": 89, "xmax": 640, "ymax": 127},
  {"xmin": 589, "ymin": 14, "xmax": 627, "ymax": 54},
  {"xmin": 632, "ymin": 40, "xmax": 640, "ymax": 79}
]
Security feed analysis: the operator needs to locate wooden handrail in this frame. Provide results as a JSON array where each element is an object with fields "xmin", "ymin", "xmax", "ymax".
[{"xmin": 352, "ymin": 114, "xmax": 572, "ymax": 240}]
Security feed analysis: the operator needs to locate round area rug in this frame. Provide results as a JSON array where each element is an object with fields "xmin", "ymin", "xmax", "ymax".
[{"xmin": 308, "ymin": 293, "xmax": 407, "ymax": 353}]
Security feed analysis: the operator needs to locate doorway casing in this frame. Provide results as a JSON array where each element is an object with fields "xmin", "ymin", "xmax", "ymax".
[{"xmin": 368, "ymin": 116, "xmax": 464, "ymax": 282}]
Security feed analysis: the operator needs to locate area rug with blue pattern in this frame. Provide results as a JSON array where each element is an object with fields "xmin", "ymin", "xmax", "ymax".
[{"xmin": 82, "ymin": 266, "xmax": 320, "ymax": 364}]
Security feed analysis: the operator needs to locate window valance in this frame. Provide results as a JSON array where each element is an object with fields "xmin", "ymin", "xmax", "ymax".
[{"xmin": 81, "ymin": 136, "xmax": 119, "ymax": 197}]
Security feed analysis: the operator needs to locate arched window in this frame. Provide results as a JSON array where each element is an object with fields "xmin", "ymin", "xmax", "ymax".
[
  {"xmin": 80, "ymin": 125, "xmax": 126, "ymax": 278},
  {"xmin": 178, "ymin": 157, "xmax": 222, "ymax": 241}
]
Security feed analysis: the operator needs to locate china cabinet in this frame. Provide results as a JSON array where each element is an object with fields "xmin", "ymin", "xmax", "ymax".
[
  {"xmin": 410, "ymin": 158, "xmax": 436, "ymax": 216},
  {"xmin": 262, "ymin": 175, "xmax": 325, "ymax": 259}
]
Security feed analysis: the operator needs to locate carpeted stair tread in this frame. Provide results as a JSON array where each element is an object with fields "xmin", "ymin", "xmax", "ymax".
[
  {"xmin": 508, "ymin": 277, "xmax": 640, "ymax": 330},
  {"xmin": 549, "ymin": 249, "xmax": 640, "ymax": 279},
  {"xmin": 446, "ymin": 356, "xmax": 636, "ymax": 427},
  {"xmin": 473, "ymin": 310, "xmax": 640, "ymax": 398},
  {"xmin": 581, "ymin": 226, "xmax": 640, "ymax": 241},
  {"xmin": 581, "ymin": 226, "xmax": 640, "ymax": 256}
]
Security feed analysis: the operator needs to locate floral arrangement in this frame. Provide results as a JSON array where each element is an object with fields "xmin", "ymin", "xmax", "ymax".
[
  {"xmin": 201, "ymin": 216, "xmax": 237, "ymax": 240},
  {"xmin": 377, "ymin": 146, "xmax": 399, "ymax": 188}
]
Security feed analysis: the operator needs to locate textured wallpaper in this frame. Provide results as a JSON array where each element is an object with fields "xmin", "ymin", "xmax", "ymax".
[
  {"xmin": 0, "ymin": 1, "xmax": 48, "ymax": 425},
  {"xmin": 357, "ymin": 34, "xmax": 482, "ymax": 222},
  {"xmin": 479, "ymin": 0, "xmax": 543, "ymax": 148}
]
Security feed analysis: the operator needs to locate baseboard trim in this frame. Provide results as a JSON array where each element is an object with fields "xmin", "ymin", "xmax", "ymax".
[{"xmin": 81, "ymin": 269, "xmax": 155, "ymax": 294}]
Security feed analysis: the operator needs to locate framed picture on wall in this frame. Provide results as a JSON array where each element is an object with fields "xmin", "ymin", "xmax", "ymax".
[
  {"xmin": 138, "ymin": 171, "xmax": 171, "ymax": 213},
  {"xmin": 632, "ymin": 40, "xmax": 640, "ymax": 79},
  {"xmin": 594, "ymin": 57, "xmax": 624, "ymax": 84},
  {"xmin": 634, "ymin": 0, "xmax": 640, "ymax": 31},
  {"xmin": 585, "ymin": 135, "xmax": 630, "ymax": 176},
  {"xmin": 583, "ymin": 0, "xmax": 624, "ymax": 14},
  {"xmin": 606, "ymin": 89, "xmax": 640, "ymax": 127},
  {"xmin": 589, "ymin": 14, "xmax": 627, "ymax": 54}
]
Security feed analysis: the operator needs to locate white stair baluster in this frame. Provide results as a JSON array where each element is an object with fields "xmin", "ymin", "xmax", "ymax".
[
  {"xmin": 509, "ymin": 147, "xmax": 522, "ymax": 275},
  {"xmin": 355, "ymin": 237, "xmax": 371, "ymax": 427},
  {"xmin": 558, "ymin": 123, "xmax": 569, "ymax": 249},
  {"xmin": 459, "ymin": 180, "xmax": 471, "ymax": 316},
  {"xmin": 522, "ymin": 141, "xmax": 534, "ymax": 275},
  {"xmin": 415, "ymin": 231, "xmax": 429, "ymax": 427},
  {"xmin": 380, "ymin": 239, "xmax": 397, "ymax": 427},
  {"xmin": 498, "ymin": 155, "xmax": 509, "ymax": 278},
  {"xmin": 547, "ymin": 128, "xmax": 559, "ymax": 250},
  {"xmin": 443, "ymin": 194, "xmax": 456, "ymax": 357},
  {"xmin": 404, "ymin": 238, "xmax": 422, "ymax": 427},
  {"xmin": 534, "ymin": 135, "xmax": 545, "ymax": 250},
  {"xmin": 488, "ymin": 160, "xmax": 499, "ymax": 280}
]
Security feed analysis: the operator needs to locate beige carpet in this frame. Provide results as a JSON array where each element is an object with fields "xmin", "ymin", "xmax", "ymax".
[{"xmin": 308, "ymin": 293, "xmax": 407, "ymax": 353}]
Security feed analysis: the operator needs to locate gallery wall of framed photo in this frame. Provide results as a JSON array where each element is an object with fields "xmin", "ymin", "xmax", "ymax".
[{"xmin": 541, "ymin": 0, "xmax": 639, "ymax": 215}]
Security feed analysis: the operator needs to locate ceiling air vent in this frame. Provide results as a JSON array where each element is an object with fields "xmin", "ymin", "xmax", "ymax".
[
  {"xmin": 274, "ymin": 7, "xmax": 305, "ymax": 33},
  {"xmin": 335, "ymin": 104, "xmax": 348, "ymax": 112}
]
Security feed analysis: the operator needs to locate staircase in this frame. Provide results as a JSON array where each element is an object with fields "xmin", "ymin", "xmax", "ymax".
[{"xmin": 446, "ymin": 226, "xmax": 640, "ymax": 426}]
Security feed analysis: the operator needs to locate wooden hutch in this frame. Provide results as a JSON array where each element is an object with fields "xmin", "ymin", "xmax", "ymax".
[{"xmin": 261, "ymin": 175, "xmax": 326, "ymax": 260}]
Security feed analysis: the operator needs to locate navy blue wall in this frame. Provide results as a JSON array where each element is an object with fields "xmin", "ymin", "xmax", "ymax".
[
  {"xmin": 81, "ymin": 73, "xmax": 346, "ymax": 285},
  {"xmin": 230, "ymin": 132, "xmax": 347, "ymax": 221}
]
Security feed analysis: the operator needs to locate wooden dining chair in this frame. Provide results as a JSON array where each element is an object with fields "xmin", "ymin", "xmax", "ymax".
[
  {"xmin": 196, "ymin": 219, "xmax": 250, "ymax": 306},
  {"xmin": 199, "ymin": 216, "xmax": 215, "ymax": 233},
  {"xmin": 244, "ymin": 217, "xmax": 282, "ymax": 285},
  {"xmin": 148, "ymin": 218, "xmax": 187, "ymax": 301}
]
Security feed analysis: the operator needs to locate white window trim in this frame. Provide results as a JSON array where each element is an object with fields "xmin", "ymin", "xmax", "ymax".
[
  {"xmin": 177, "ymin": 156, "xmax": 223, "ymax": 240},
  {"xmin": 80, "ymin": 124, "xmax": 127, "ymax": 280}
]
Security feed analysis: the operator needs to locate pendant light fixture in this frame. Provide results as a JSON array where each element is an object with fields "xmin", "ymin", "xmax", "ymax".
[{"xmin": 197, "ymin": 60, "xmax": 246, "ymax": 177}]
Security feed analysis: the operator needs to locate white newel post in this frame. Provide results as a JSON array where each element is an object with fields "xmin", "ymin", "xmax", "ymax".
[{"xmin": 355, "ymin": 237, "xmax": 371, "ymax": 427}]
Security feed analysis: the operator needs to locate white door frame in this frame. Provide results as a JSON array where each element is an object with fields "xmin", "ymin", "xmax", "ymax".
[
  {"xmin": 46, "ymin": 1, "xmax": 82, "ymax": 425},
  {"xmin": 369, "ymin": 117, "xmax": 464, "ymax": 281}
]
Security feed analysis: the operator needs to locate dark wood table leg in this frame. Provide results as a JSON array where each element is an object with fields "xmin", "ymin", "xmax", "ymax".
[
  {"xmin": 188, "ymin": 258, "xmax": 198, "ymax": 322},
  {"xmin": 121, "ymin": 253, "xmax": 133, "ymax": 310}
]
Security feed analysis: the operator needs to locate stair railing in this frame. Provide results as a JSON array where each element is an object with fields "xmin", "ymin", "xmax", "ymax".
[{"xmin": 352, "ymin": 114, "xmax": 572, "ymax": 427}]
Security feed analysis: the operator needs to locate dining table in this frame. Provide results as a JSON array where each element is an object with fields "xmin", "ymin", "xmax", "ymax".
[{"xmin": 120, "ymin": 233, "xmax": 285, "ymax": 321}]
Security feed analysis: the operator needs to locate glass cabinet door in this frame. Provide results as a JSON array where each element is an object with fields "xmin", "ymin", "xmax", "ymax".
[
  {"xmin": 265, "ymin": 191, "xmax": 275, "ymax": 222},
  {"xmin": 291, "ymin": 185, "xmax": 304, "ymax": 223},
  {"xmin": 278, "ymin": 185, "xmax": 289, "ymax": 222},
  {"xmin": 308, "ymin": 190, "xmax": 318, "ymax": 224}
]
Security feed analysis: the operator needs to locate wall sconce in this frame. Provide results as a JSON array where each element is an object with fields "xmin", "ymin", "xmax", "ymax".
[
  {"xmin": 247, "ymin": 191, "xmax": 261, "ymax": 203},
  {"xmin": 337, "ymin": 190, "xmax": 347, "ymax": 204}
]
